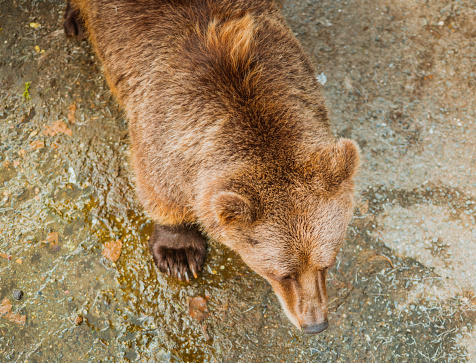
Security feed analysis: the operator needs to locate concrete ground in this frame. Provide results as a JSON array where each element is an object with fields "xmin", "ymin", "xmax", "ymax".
[{"xmin": 0, "ymin": 0, "xmax": 475, "ymax": 361}]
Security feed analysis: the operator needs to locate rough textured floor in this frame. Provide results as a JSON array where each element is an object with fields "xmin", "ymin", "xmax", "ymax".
[{"xmin": 1, "ymin": 0, "xmax": 475, "ymax": 361}]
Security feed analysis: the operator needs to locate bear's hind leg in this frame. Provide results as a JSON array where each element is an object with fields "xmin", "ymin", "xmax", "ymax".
[
  {"xmin": 63, "ymin": 1, "xmax": 87, "ymax": 40},
  {"xmin": 148, "ymin": 224, "xmax": 207, "ymax": 282}
]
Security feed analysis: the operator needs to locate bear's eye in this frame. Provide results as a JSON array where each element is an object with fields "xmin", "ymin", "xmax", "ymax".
[
  {"xmin": 247, "ymin": 238, "xmax": 260, "ymax": 245},
  {"xmin": 269, "ymin": 273, "xmax": 294, "ymax": 282}
]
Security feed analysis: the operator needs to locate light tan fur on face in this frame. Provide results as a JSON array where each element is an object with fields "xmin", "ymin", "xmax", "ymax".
[
  {"xmin": 269, "ymin": 269, "xmax": 328, "ymax": 330},
  {"xmin": 207, "ymin": 148, "xmax": 359, "ymax": 330}
]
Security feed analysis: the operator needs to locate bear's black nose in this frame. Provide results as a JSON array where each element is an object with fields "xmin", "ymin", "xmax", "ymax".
[{"xmin": 302, "ymin": 320, "xmax": 329, "ymax": 334}]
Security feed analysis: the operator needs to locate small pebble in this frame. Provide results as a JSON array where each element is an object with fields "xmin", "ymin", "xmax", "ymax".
[
  {"xmin": 13, "ymin": 289, "xmax": 23, "ymax": 300},
  {"xmin": 74, "ymin": 315, "xmax": 83, "ymax": 326}
]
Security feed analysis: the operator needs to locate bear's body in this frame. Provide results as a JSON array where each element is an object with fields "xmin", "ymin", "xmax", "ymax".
[{"xmin": 65, "ymin": 0, "xmax": 360, "ymax": 334}]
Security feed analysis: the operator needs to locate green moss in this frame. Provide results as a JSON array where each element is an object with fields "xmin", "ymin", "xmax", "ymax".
[{"xmin": 23, "ymin": 81, "xmax": 31, "ymax": 100}]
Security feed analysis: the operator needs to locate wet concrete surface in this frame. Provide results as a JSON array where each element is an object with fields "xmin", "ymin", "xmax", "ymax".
[{"xmin": 1, "ymin": 0, "xmax": 475, "ymax": 361}]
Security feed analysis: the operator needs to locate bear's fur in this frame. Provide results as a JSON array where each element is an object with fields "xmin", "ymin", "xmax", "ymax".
[{"xmin": 64, "ymin": 0, "xmax": 360, "ymax": 333}]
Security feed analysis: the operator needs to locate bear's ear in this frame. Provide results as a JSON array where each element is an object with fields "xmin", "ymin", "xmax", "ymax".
[
  {"xmin": 307, "ymin": 138, "xmax": 360, "ymax": 191},
  {"xmin": 211, "ymin": 191, "xmax": 253, "ymax": 225}
]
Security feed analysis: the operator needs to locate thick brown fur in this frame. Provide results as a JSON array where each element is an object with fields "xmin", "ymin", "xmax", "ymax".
[{"xmin": 65, "ymin": 0, "xmax": 360, "ymax": 333}]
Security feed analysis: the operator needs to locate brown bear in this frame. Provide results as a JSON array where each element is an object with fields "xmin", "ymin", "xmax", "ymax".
[{"xmin": 64, "ymin": 0, "xmax": 360, "ymax": 334}]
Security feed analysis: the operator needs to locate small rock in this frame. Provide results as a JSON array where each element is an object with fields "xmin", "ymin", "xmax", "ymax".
[
  {"xmin": 43, "ymin": 120, "xmax": 72, "ymax": 137},
  {"xmin": 316, "ymin": 72, "xmax": 327, "ymax": 85},
  {"xmin": 74, "ymin": 315, "xmax": 83, "ymax": 326},
  {"xmin": 13, "ymin": 290, "xmax": 23, "ymax": 301},
  {"xmin": 102, "ymin": 240, "xmax": 122, "ymax": 262},
  {"xmin": 202, "ymin": 324, "xmax": 210, "ymax": 341},
  {"xmin": 0, "ymin": 252, "xmax": 12, "ymax": 261},
  {"xmin": 67, "ymin": 103, "xmax": 76, "ymax": 124},
  {"xmin": 189, "ymin": 296, "xmax": 209, "ymax": 322},
  {"xmin": 46, "ymin": 232, "xmax": 60, "ymax": 251},
  {"xmin": 0, "ymin": 298, "xmax": 26, "ymax": 325}
]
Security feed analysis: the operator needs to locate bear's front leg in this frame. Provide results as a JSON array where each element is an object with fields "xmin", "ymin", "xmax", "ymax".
[{"xmin": 148, "ymin": 224, "xmax": 207, "ymax": 282}]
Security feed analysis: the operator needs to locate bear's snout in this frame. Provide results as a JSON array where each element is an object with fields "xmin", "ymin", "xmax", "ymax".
[
  {"xmin": 268, "ymin": 269, "xmax": 330, "ymax": 333},
  {"xmin": 299, "ymin": 299, "xmax": 329, "ymax": 334},
  {"xmin": 302, "ymin": 320, "xmax": 329, "ymax": 334}
]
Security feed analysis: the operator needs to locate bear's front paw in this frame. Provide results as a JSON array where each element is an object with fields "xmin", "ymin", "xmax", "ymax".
[{"xmin": 148, "ymin": 224, "xmax": 207, "ymax": 281}]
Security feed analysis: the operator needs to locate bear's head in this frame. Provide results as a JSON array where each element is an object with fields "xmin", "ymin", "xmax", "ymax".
[{"xmin": 208, "ymin": 139, "xmax": 360, "ymax": 334}]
